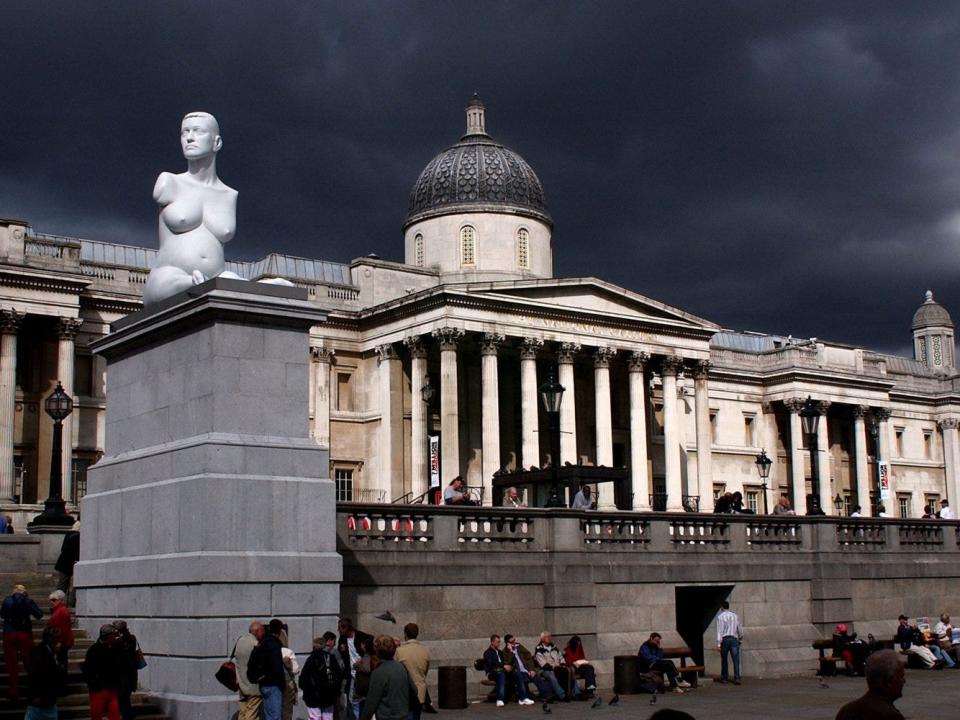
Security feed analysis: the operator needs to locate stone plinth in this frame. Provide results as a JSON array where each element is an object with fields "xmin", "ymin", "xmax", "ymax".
[{"xmin": 76, "ymin": 278, "xmax": 340, "ymax": 720}]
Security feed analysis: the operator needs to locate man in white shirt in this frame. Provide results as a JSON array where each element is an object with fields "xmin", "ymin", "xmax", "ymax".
[
  {"xmin": 849, "ymin": 506, "xmax": 863, "ymax": 518},
  {"xmin": 715, "ymin": 601, "xmax": 744, "ymax": 685},
  {"xmin": 571, "ymin": 485, "xmax": 597, "ymax": 511},
  {"xmin": 939, "ymin": 499, "xmax": 955, "ymax": 520}
]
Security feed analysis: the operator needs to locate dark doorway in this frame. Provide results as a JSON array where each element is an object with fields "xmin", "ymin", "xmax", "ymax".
[{"xmin": 675, "ymin": 585, "xmax": 734, "ymax": 667}]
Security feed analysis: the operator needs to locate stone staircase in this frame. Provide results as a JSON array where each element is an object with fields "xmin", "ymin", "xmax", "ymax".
[{"xmin": 0, "ymin": 571, "xmax": 170, "ymax": 720}]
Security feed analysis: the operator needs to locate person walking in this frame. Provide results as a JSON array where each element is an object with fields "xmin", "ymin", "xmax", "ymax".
[
  {"xmin": 250, "ymin": 619, "xmax": 286, "ymax": 720},
  {"xmin": 235, "ymin": 621, "xmax": 265, "ymax": 720},
  {"xmin": 112, "ymin": 621, "xmax": 140, "ymax": 720},
  {"xmin": 25, "ymin": 625, "xmax": 66, "ymax": 720},
  {"xmin": 2, "ymin": 583, "xmax": 43, "ymax": 700},
  {"xmin": 360, "ymin": 635, "xmax": 409, "ymax": 720},
  {"xmin": 715, "ymin": 601, "xmax": 744, "ymax": 684},
  {"xmin": 53, "ymin": 523, "xmax": 80, "ymax": 607},
  {"xmin": 299, "ymin": 632, "xmax": 344, "ymax": 720},
  {"xmin": 83, "ymin": 624, "xmax": 124, "ymax": 720},
  {"xmin": 46, "ymin": 590, "xmax": 74, "ymax": 669},
  {"xmin": 395, "ymin": 623, "xmax": 430, "ymax": 720}
]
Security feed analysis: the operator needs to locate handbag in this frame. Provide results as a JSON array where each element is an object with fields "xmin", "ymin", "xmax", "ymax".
[
  {"xmin": 215, "ymin": 640, "xmax": 241, "ymax": 692},
  {"xmin": 135, "ymin": 642, "xmax": 147, "ymax": 670}
]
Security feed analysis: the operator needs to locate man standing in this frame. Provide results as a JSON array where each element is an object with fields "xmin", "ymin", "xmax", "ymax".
[
  {"xmin": 338, "ymin": 617, "xmax": 373, "ymax": 720},
  {"xmin": 638, "ymin": 633, "xmax": 690, "ymax": 693},
  {"xmin": 254, "ymin": 621, "xmax": 287, "ymax": 720},
  {"xmin": 715, "ymin": 601, "xmax": 744, "ymax": 684},
  {"xmin": 236, "ymin": 621, "xmax": 265, "ymax": 720},
  {"xmin": 2, "ymin": 584, "xmax": 43, "ymax": 700},
  {"xmin": 360, "ymin": 635, "xmax": 410, "ymax": 720},
  {"xmin": 83, "ymin": 624, "xmax": 124, "ymax": 720},
  {"xmin": 835, "ymin": 649, "xmax": 905, "ymax": 720},
  {"xmin": 395, "ymin": 623, "xmax": 430, "ymax": 720},
  {"xmin": 47, "ymin": 590, "xmax": 74, "ymax": 669},
  {"xmin": 939, "ymin": 499, "xmax": 955, "ymax": 519}
]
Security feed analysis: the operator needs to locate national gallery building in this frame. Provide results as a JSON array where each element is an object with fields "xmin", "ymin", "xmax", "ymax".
[{"xmin": 2, "ymin": 97, "xmax": 958, "ymax": 524}]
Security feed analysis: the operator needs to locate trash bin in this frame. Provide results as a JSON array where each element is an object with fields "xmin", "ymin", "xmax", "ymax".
[
  {"xmin": 438, "ymin": 665, "xmax": 467, "ymax": 709},
  {"xmin": 614, "ymin": 655, "xmax": 640, "ymax": 694}
]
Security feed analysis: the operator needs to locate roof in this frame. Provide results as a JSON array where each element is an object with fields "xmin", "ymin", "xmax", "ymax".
[{"xmin": 912, "ymin": 290, "xmax": 954, "ymax": 330}]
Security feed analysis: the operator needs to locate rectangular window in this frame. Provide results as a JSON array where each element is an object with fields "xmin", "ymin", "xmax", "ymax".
[
  {"xmin": 842, "ymin": 494, "xmax": 852, "ymax": 517},
  {"xmin": 897, "ymin": 493, "xmax": 911, "ymax": 519},
  {"xmin": 923, "ymin": 431, "xmax": 933, "ymax": 459},
  {"xmin": 74, "ymin": 355, "xmax": 93, "ymax": 397},
  {"xmin": 713, "ymin": 484, "xmax": 725, "ymax": 502},
  {"xmin": 336, "ymin": 372, "xmax": 353, "ymax": 412},
  {"xmin": 745, "ymin": 490, "xmax": 759, "ymax": 513},
  {"xmin": 415, "ymin": 234, "xmax": 424, "ymax": 266},
  {"xmin": 710, "ymin": 412, "xmax": 718, "ymax": 444},
  {"xmin": 71, "ymin": 458, "xmax": 94, "ymax": 504},
  {"xmin": 517, "ymin": 229, "xmax": 530, "ymax": 270},
  {"xmin": 13, "ymin": 456, "xmax": 26, "ymax": 504},
  {"xmin": 335, "ymin": 469, "xmax": 354, "ymax": 502},
  {"xmin": 743, "ymin": 414, "xmax": 756, "ymax": 447},
  {"xmin": 925, "ymin": 493, "xmax": 941, "ymax": 513},
  {"xmin": 895, "ymin": 427, "xmax": 905, "ymax": 457},
  {"xmin": 460, "ymin": 226, "xmax": 476, "ymax": 266},
  {"xmin": 652, "ymin": 403, "xmax": 664, "ymax": 436}
]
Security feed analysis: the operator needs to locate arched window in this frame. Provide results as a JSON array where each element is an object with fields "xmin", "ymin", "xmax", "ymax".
[
  {"xmin": 460, "ymin": 225, "xmax": 476, "ymax": 266},
  {"xmin": 414, "ymin": 233, "xmax": 424, "ymax": 267},
  {"xmin": 517, "ymin": 227, "xmax": 530, "ymax": 270}
]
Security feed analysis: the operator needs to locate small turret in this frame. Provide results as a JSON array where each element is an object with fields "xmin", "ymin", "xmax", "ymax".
[{"xmin": 912, "ymin": 290, "xmax": 955, "ymax": 372}]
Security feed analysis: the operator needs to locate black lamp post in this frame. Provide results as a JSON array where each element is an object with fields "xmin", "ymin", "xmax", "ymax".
[
  {"xmin": 799, "ymin": 396, "xmax": 824, "ymax": 516},
  {"xmin": 29, "ymin": 381, "xmax": 75, "ymax": 528},
  {"xmin": 834, "ymin": 493, "xmax": 845, "ymax": 515},
  {"xmin": 755, "ymin": 449, "xmax": 773, "ymax": 514},
  {"xmin": 420, "ymin": 378, "xmax": 435, "ymax": 503},
  {"xmin": 866, "ymin": 413, "xmax": 880, "ymax": 515},
  {"xmin": 539, "ymin": 372, "xmax": 565, "ymax": 508}
]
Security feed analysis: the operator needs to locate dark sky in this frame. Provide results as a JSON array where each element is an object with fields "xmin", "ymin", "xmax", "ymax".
[{"xmin": 4, "ymin": 1, "xmax": 960, "ymax": 354}]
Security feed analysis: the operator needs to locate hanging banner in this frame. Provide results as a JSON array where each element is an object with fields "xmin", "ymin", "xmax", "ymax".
[
  {"xmin": 878, "ymin": 461, "xmax": 890, "ymax": 499},
  {"xmin": 429, "ymin": 435, "xmax": 440, "ymax": 488}
]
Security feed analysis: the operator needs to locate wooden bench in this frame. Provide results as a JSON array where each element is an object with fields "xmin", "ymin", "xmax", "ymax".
[
  {"xmin": 812, "ymin": 638, "xmax": 843, "ymax": 676},
  {"xmin": 663, "ymin": 645, "xmax": 705, "ymax": 687}
]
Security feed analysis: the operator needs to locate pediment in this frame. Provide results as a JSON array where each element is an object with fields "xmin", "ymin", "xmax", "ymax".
[{"xmin": 463, "ymin": 278, "xmax": 720, "ymax": 332}]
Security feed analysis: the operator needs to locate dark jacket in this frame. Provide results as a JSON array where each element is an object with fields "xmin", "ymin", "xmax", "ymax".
[
  {"xmin": 505, "ymin": 644, "xmax": 539, "ymax": 673},
  {"xmin": 360, "ymin": 658, "xmax": 409, "ymax": 720},
  {"xmin": 483, "ymin": 647, "xmax": 506, "ymax": 677},
  {"xmin": 299, "ymin": 647, "xmax": 344, "ymax": 708},
  {"xmin": 115, "ymin": 632, "xmax": 140, "ymax": 692},
  {"xmin": 1, "ymin": 593, "xmax": 43, "ymax": 633},
  {"xmin": 83, "ymin": 641, "xmax": 125, "ymax": 692},
  {"xmin": 637, "ymin": 641, "xmax": 663, "ymax": 672},
  {"xmin": 337, "ymin": 629, "xmax": 373, "ymax": 673},
  {"xmin": 254, "ymin": 634, "xmax": 286, "ymax": 689},
  {"xmin": 27, "ymin": 642, "xmax": 66, "ymax": 707},
  {"xmin": 54, "ymin": 533, "xmax": 80, "ymax": 576}
]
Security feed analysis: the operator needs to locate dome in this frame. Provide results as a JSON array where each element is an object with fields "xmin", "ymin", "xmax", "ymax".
[
  {"xmin": 404, "ymin": 96, "xmax": 552, "ymax": 229},
  {"xmin": 912, "ymin": 290, "xmax": 954, "ymax": 330}
]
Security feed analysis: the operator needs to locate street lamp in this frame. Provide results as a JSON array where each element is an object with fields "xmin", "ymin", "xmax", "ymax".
[
  {"xmin": 539, "ymin": 372, "xmax": 565, "ymax": 508},
  {"xmin": 755, "ymin": 449, "xmax": 773, "ymax": 514},
  {"xmin": 834, "ymin": 493, "xmax": 845, "ymax": 515},
  {"xmin": 29, "ymin": 381, "xmax": 75, "ymax": 529},
  {"xmin": 420, "ymin": 377, "xmax": 435, "ymax": 405},
  {"xmin": 799, "ymin": 396, "xmax": 824, "ymax": 516}
]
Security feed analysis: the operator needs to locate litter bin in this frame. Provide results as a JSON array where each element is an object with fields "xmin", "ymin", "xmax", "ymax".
[
  {"xmin": 438, "ymin": 665, "xmax": 467, "ymax": 709},
  {"xmin": 614, "ymin": 655, "xmax": 640, "ymax": 694}
]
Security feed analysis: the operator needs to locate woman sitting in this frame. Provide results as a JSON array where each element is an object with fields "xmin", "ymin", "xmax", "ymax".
[{"xmin": 562, "ymin": 636, "xmax": 597, "ymax": 693}]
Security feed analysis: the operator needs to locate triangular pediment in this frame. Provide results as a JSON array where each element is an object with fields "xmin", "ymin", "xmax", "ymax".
[{"xmin": 460, "ymin": 277, "xmax": 720, "ymax": 332}]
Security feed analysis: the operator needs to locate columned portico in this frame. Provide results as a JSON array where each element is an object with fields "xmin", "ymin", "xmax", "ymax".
[
  {"xmin": 628, "ymin": 351, "xmax": 650, "ymax": 511},
  {"xmin": 405, "ymin": 336, "xmax": 428, "ymax": 499},
  {"xmin": 692, "ymin": 360, "xmax": 713, "ymax": 512},
  {"xmin": 57, "ymin": 317, "xmax": 82, "ymax": 503},
  {"xmin": 481, "ymin": 333, "xmax": 504, "ymax": 505},
  {"xmin": 0, "ymin": 310, "xmax": 23, "ymax": 502},
  {"xmin": 784, "ymin": 398, "xmax": 807, "ymax": 515},
  {"xmin": 520, "ymin": 337, "xmax": 543, "ymax": 468},
  {"xmin": 557, "ymin": 342, "xmax": 579, "ymax": 465},
  {"xmin": 434, "ymin": 328, "xmax": 463, "ymax": 483},
  {"xmin": 311, "ymin": 347, "xmax": 334, "ymax": 449},
  {"xmin": 815, "ymin": 401, "xmax": 832, "ymax": 515},
  {"xmin": 593, "ymin": 347, "xmax": 616, "ymax": 509},
  {"xmin": 661, "ymin": 356, "xmax": 684, "ymax": 512},
  {"xmin": 376, "ymin": 343, "xmax": 400, "ymax": 501},
  {"xmin": 852, "ymin": 406, "xmax": 871, "ymax": 516},
  {"xmin": 939, "ymin": 418, "xmax": 960, "ymax": 508}
]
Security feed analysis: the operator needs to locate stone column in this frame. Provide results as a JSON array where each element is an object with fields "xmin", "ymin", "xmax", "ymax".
[
  {"xmin": 480, "ymin": 333, "xmax": 504, "ymax": 506},
  {"xmin": 519, "ymin": 337, "xmax": 543, "ymax": 468},
  {"xmin": 939, "ymin": 418, "xmax": 960, "ymax": 509},
  {"xmin": 852, "ymin": 406, "xmax": 871, "ymax": 516},
  {"xmin": 692, "ymin": 361, "xmax": 713, "ymax": 512},
  {"xmin": 0, "ymin": 310, "xmax": 24, "ymax": 501},
  {"xmin": 376, "ymin": 343, "xmax": 399, "ymax": 502},
  {"xmin": 784, "ymin": 398, "xmax": 807, "ymax": 515},
  {"xmin": 310, "ymin": 347, "xmax": 334, "ymax": 449},
  {"xmin": 557, "ymin": 342, "xmax": 580, "ymax": 465},
  {"xmin": 628, "ymin": 351, "xmax": 651, "ymax": 511},
  {"xmin": 815, "ymin": 401, "xmax": 833, "ymax": 515},
  {"xmin": 874, "ymin": 407, "xmax": 893, "ymax": 506},
  {"xmin": 661, "ymin": 356, "xmax": 684, "ymax": 512},
  {"xmin": 404, "ymin": 337, "xmax": 429, "ymax": 501},
  {"xmin": 593, "ymin": 347, "xmax": 616, "ymax": 509},
  {"xmin": 433, "ymin": 328, "xmax": 464, "ymax": 483},
  {"xmin": 57, "ymin": 317, "xmax": 83, "ymax": 504},
  {"xmin": 761, "ymin": 401, "xmax": 778, "ymax": 513}
]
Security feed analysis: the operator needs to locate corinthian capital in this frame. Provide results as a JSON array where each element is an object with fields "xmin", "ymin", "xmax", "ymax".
[
  {"xmin": 938, "ymin": 417, "xmax": 960, "ymax": 431},
  {"xmin": 481, "ymin": 333, "xmax": 506, "ymax": 356},
  {"xmin": 310, "ymin": 346, "xmax": 335, "ymax": 363},
  {"xmin": 57, "ymin": 317, "xmax": 83, "ymax": 341},
  {"xmin": 872, "ymin": 407, "xmax": 892, "ymax": 423},
  {"xmin": 519, "ymin": 336, "xmax": 544, "ymax": 360},
  {"xmin": 557, "ymin": 341, "xmax": 581, "ymax": 364},
  {"xmin": 375, "ymin": 343, "xmax": 399, "ymax": 363},
  {"xmin": 691, "ymin": 360, "xmax": 711, "ymax": 380},
  {"xmin": 0, "ymin": 309, "xmax": 25, "ymax": 335},
  {"xmin": 432, "ymin": 327, "xmax": 464, "ymax": 351},
  {"xmin": 404, "ymin": 335, "xmax": 428, "ymax": 359},
  {"xmin": 627, "ymin": 350, "xmax": 650, "ymax": 372},
  {"xmin": 593, "ymin": 346, "xmax": 617, "ymax": 369},
  {"xmin": 660, "ymin": 355, "xmax": 684, "ymax": 377}
]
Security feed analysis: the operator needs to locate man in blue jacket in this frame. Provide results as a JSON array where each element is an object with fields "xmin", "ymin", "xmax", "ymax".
[
  {"xmin": 637, "ymin": 633, "xmax": 690, "ymax": 693},
  {"xmin": 2, "ymin": 584, "xmax": 43, "ymax": 700}
]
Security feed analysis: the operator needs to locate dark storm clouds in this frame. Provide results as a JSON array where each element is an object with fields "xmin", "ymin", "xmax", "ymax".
[{"xmin": 3, "ymin": 1, "xmax": 960, "ymax": 353}]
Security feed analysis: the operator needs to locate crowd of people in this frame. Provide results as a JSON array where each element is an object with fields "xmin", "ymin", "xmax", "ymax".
[{"xmin": 1, "ymin": 582, "xmax": 141, "ymax": 720}]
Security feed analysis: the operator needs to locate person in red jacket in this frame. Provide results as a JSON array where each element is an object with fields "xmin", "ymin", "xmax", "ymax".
[
  {"xmin": 47, "ymin": 590, "xmax": 74, "ymax": 668},
  {"xmin": 562, "ymin": 636, "xmax": 597, "ymax": 693}
]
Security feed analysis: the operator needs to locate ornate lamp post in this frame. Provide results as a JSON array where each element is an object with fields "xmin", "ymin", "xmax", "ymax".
[
  {"xmin": 539, "ymin": 372, "xmax": 565, "ymax": 508},
  {"xmin": 799, "ymin": 396, "xmax": 824, "ymax": 516},
  {"xmin": 420, "ymin": 378, "xmax": 435, "ymax": 503},
  {"xmin": 29, "ymin": 382, "xmax": 75, "ymax": 528},
  {"xmin": 755, "ymin": 449, "xmax": 773, "ymax": 514},
  {"xmin": 834, "ymin": 493, "xmax": 845, "ymax": 515}
]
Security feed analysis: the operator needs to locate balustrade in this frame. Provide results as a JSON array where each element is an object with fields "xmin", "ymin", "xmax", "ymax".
[
  {"xmin": 343, "ymin": 509, "xmax": 432, "ymax": 546},
  {"xmin": 582, "ymin": 517, "xmax": 650, "ymax": 545},
  {"xmin": 897, "ymin": 522, "xmax": 944, "ymax": 546},
  {"xmin": 745, "ymin": 520, "xmax": 802, "ymax": 547},
  {"xmin": 669, "ymin": 518, "xmax": 729, "ymax": 546},
  {"xmin": 458, "ymin": 512, "xmax": 535, "ymax": 545},
  {"xmin": 836, "ymin": 522, "xmax": 886, "ymax": 547}
]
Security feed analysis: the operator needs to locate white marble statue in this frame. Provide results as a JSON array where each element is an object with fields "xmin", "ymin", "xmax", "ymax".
[{"xmin": 142, "ymin": 112, "xmax": 242, "ymax": 305}]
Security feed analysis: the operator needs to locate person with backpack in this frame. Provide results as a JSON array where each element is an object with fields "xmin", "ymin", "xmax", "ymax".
[{"xmin": 299, "ymin": 632, "xmax": 344, "ymax": 720}]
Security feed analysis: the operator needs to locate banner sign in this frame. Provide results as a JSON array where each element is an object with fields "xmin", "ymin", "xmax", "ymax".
[
  {"xmin": 878, "ymin": 461, "xmax": 890, "ymax": 499},
  {"xmin": 429, "ymin": 435, "xmax": 440, "ymax": 488}
]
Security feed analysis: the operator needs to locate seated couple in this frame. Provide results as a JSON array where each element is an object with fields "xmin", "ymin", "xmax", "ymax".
[{"xmin": 483, "ymin": 633, "xmax": 597, "ymax": 706}]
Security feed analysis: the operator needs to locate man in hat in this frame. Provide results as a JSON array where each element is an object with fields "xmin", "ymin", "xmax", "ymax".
[
  {"xmin": 1, "ymin": 584, "xmax": 43, "ymax": 700},
  {"xmin": 83, "ymin": 624, "xmax": 124, "ymax": 720}
]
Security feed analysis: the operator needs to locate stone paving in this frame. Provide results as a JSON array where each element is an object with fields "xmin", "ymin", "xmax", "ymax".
[{"xmin": 451, "ymin": 670, "xmax": 960, "ymax": 719}]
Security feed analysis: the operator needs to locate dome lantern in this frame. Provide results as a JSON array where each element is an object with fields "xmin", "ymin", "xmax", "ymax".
[{"xmin": 912, "ymin": 290, "xmax": 955, "ymax": 372}]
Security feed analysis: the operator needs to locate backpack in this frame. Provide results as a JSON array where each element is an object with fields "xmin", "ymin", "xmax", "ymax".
[{"xmin": 300, "ymin": 651, "xmax": 339, "ymax": 707}]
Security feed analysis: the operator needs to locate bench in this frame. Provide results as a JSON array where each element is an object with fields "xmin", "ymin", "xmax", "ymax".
[
  {"xmin": 812, "ymin": 638, "xmax": 844, "ymax": 676},
  {"xmin": 662, "ymin": 646, "xmax": 705, "ymax": 687}
]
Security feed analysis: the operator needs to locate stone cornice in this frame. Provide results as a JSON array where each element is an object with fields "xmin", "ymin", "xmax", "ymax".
[{"xmin": 0, "ymin": 266, "xmax": 90, "ymax": 295}]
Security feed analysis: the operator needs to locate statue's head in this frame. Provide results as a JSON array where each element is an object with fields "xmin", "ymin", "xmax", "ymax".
[{"xmin": 180, "ymin": 111, "xmax": 222, "ymax": 159}]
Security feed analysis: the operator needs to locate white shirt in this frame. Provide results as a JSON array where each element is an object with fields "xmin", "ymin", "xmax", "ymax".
[
  {"xmin": 940, "ymin": 506, "xmax": 955, "ymax": 519},
  {"xmin": 849, "ymin": 511, "xmax": 862, "ymax": 517},
  {"xmin": 934, "ymin": 621, "xmax": 952, "ymax": 641},
  {"xmin": 716, "ymin": 609, "xmax": 743, "ymax": 643},
  {"xmin": 346, "ymin": 636, "xmax": 360, "ymax": 678}
]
